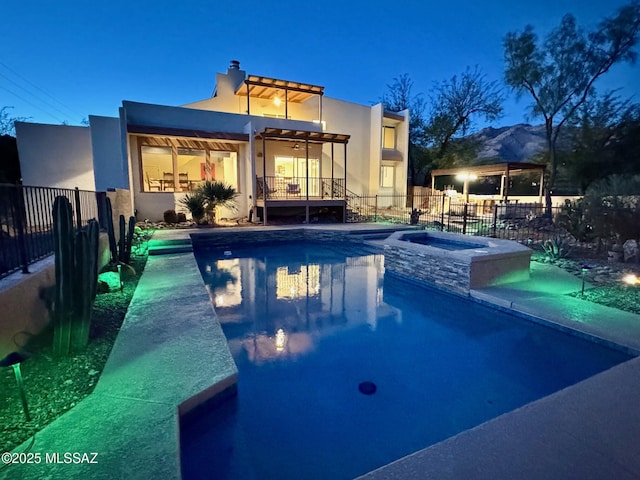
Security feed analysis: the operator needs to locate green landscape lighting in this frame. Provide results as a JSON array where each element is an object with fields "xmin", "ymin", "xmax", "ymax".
[
  {"xmin": 581, "ymin": 265, "xmax": 591, "ymax": 296},
  {"xmin": 0, "ymin": 352, "xmax": 31, "ymax": 421}
]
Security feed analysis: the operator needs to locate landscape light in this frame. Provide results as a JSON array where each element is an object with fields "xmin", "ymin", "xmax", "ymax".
[
  {"xmin": 0, "ymin": 352, "xmax": 31, "ymax": 421},
  {"xmin": 623, "ymin": 274, "xmax": 639, "ymax": 285},
  {"xmin": 581, "ymin": 265, "xmax": 591, "ymax": 296}
]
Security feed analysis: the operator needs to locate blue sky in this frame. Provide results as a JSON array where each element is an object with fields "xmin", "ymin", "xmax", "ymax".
[{"xmin": 2, "ymin": 0, "xmax": 638, "ymax": 130}]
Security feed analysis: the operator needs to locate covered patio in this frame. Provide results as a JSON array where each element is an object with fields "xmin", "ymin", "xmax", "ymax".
[
  {"xmin": 255, "ymin": 127, "xmax": 350, "ymax": 225},
  {"xmin": 431, "ymin": 162, "xmax": 546, "ymax": 204}
]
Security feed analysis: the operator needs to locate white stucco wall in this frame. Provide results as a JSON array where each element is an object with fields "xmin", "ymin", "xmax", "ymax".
[
  {"xmin": 15, "ymin": 122, "xmax": 95, "ymax": 190},
  {"xmin": 89, "ymin": 115, "xmax": 128, "ymax": 191},
  {"xmin": 320, "ymin": 97, "xmax": 373, "ymax": 196}
]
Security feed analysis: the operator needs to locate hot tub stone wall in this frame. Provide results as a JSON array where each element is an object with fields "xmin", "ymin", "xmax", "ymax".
[
  {"xmin": 384, "ymin": 231, "xmax": 532, "ymax": 294},
  {"xmin": 384, "ymin": 246, "xmax": 471, "ymax": 294}
]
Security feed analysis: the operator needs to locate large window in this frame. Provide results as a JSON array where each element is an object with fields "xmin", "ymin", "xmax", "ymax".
[
  {"xmin": 141, "ymin": 146, "xmax": 172, "ymax": 191},
  {"xmin": 140, "ymin": 143, "xmax": 238, "ymax": 192},
  {"xmin": 382, "ymin": 126, "xmax": 396, "ymax": 149},
  {"xmin": 380, "ymin": 165, "xmax": 394, "ymax": 188}
]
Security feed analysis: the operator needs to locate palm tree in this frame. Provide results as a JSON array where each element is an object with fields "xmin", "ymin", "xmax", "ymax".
[{"xmin": 197, "ymin": 180, "xmax": 238, "ymax": 224}]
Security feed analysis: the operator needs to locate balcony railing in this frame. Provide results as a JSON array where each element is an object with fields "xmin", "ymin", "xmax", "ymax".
[{"xmin": 256, "ymin": 177, "xmax": 345, "ymax": 200}]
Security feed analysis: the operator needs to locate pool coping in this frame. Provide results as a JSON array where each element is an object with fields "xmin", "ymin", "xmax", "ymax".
[{"xmin": 5, "ymin": 224, "xmax": 639, "ymax": 480}]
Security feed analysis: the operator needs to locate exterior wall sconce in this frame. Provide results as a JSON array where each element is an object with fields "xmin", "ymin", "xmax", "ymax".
[{"xmin": 1, "ymin": 351, "xmax": 31, "ymax": 421}]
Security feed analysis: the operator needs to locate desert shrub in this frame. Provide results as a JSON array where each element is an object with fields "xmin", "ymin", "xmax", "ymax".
[{"xmin": 163, "ymin": 209, "xmax": 178, "ymax": 224}]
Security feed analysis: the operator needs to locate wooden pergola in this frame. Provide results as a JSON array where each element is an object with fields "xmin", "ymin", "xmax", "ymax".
[
  {"xmin": 431, "ymin": 162, "xmax": 546, "ymax": 203},
  {"xmin": 236, "ymin": 75, "xmax": 325, "ymax": 121},
  {"xmin": 255, "ymin": 127, "xmax": 350, "ymax": 224}
]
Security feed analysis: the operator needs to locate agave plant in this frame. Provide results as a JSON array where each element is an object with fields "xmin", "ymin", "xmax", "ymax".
[
  {"xmin": 196, "ymin": 180, "xmax": 238, "ymax": 224},
  {"xmin": 179, "ymin": 193, "xmax": 207, "ymax": 224}
]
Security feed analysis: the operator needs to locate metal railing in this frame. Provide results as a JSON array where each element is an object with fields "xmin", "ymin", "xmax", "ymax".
[
  {"xmin": 347, "ymin": 193, "xmax": 567, "ymax": 244},
  {"xmin": 257, "ymin": 176, "xmax": 345, "ymax": 200},
  {"xmin": 0, "ymin": 184, "xmax": 104, "ymax": 279}
]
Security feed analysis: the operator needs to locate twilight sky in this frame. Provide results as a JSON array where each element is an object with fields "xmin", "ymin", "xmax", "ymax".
[{"xmin": 2, "ymin": 0, "xmax": 638, "ymax": 130}]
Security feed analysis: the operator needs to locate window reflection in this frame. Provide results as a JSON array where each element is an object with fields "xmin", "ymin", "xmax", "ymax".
[{"xmin": 276, "ymin": 265, "xmax": 320, "ymax": 299}]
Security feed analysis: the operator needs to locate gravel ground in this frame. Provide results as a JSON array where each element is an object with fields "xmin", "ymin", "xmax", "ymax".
[
  {"xmin": 0, "ymin": 255, "xmax": 147, "ymax": 453},
  {"xmin": 1, "ymin": 243, "xmax": 638, "ymax": 455}
]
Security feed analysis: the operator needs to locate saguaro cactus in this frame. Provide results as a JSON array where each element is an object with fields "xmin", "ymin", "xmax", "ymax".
[{"xmin": 52, "ymin": 196, "xmax": 99, "ymax": 356}]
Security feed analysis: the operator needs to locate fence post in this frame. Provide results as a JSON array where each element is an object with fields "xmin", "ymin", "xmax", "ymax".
[
  {"xmin": 96, "ymin": 192, "xmax": 107, "ymax": 229},
  {"xmin": 462, "ymin": 203, "xmax": 468, "ymax": 235},
  {"xmin": 492, "ymin": 204, "xmax": 498, "ymax": 237},
  {"xmin": 13, "ymin": 182, "xmax": 29, "ymax": 274},
  {"xmin": 447, "ymin": 199, "xmax": 452, "ymax": 232},
  {"xmin": 440, "ymin": 195, "xmax": 445, "ymax": 231},
  {"xmin": 374, "ymin": 195, "xmax": 378, "ymax": 222},
  {"xmin": 73, "ymin": 187, "xmax": 82, "ymax": 231}
]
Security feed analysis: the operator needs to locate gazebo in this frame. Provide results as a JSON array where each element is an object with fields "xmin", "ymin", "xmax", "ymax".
[{"xmin": 430, "ymin": 162, "xmax": 546, "ymax": 203}]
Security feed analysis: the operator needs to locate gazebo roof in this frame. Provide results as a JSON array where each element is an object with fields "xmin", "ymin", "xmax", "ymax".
[{"xmin": 431, "ymin": 162, "xmax": 545, "ymax": 178}]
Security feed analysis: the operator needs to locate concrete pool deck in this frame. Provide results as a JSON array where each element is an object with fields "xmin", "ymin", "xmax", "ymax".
[{"xmin": 3, "ymin": 224, "xmax": 639, "ymax": 480}]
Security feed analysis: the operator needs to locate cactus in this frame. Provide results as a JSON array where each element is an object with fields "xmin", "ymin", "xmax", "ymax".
[
  {"xmin": 52, "ymin": 196, "xmax": 99, "ymax": 355},
  {"xmin": 105, "ymin": 197, "xmax": 118, "ymax": 262},
  {"xmin": 105, "ymin": 197, "xmax": 136, "ymax": 265}
]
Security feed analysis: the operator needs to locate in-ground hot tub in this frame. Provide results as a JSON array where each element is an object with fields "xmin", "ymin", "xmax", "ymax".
[{"xmin": 384, "ymin": 230, "xmax": 532, "ymax": 294}]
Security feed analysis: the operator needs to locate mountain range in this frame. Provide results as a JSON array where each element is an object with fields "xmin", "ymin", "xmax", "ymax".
[{"xmin": 469, "ymin": 124, "xmax": 550, "ymax": 162}]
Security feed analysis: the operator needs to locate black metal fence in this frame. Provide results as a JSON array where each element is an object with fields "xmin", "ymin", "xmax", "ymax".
[
  {"xmin": 347, "ymin": 194, "xmax": 566, "ymax": 244},
  {"xmin": 0, "ymin": 183, "xmax": 104, "ymax": 279}
]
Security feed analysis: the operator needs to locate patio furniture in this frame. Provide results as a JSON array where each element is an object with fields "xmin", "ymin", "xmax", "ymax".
[
  {"xmin": 287, "ymin": 183, "xmax": 301, "ymax": 196},
  {"xmin": 163, "ymin": 172, "xmax": 174, "ymax": 191},
  {"xmin": 145, "ymin": 173, "xmax": 161, "ymax": 191},
  {"xmin": 256, "ymin": 177, "xmax": 277, "ymax": 198},
  {"xmin": 179, "ymin": 172, "xmax": 190, "ymax": 191}
]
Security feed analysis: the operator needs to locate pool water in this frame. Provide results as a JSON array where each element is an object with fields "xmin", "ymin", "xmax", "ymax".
[
  {"xmin": 183, "ymin": 242, "xmax": 631, "ymax": 480},
  {"xmin": 402, "ymin": 234, "xmax": 484, "ymax": 250}
]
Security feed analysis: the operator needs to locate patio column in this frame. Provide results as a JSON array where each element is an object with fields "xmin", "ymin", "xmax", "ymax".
[
  {"xmin": 246, "ymin": 83, "xmax": 250, "ymax": 115},
  {"xmin": 538, "ymin": 169, "xmax": 544, "ymax": 204},
  {"xmin": 204, "ymin": 149, "xmax": 211, "ymax": 180},
  {"xmin": 305, "ymin": 138, "xmax": 309, "ymax": 224},
  {"xmin": 331, "ymin": 143, "xmax": 334, "ymax": 198},
  {"xmin": 285, "ymin": 89, "xmax": 288, "ymax": 120},
  {"xmin": 343, "ymin": 143, "xmax": 347, "ymax": 223},
  {"xmin": 463, "ymin": 179, "xmax": 470, "ymax": 203},
  {"xmin": 504, "ymin": 164, "xmax": 510, "ymax": 203},
  {"xmin": 171, "ymin": 145, "xmax": 179, "ymax": 191},
  {"xmin": 262, "ymin": 135, "xmax": 268, "ymax": 225}
]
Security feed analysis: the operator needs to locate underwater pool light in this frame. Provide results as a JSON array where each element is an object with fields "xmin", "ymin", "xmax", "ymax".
[{"xmin": 275, "ymin": 328, "xmax": 287, "ymax": 352}]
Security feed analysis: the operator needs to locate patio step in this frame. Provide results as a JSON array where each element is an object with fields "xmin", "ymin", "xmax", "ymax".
[{"xmin": 148, "ymin": 239, "xmax": 193, "ymax": 255}]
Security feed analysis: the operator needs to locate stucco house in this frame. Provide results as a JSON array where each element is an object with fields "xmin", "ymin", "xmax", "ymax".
[{"xmin": 16, "ymin": 60, "xmax": 409, "ymax": 224}]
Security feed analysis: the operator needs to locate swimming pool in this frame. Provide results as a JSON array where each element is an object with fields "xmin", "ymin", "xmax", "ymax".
[
  {"xmin": 401, "ymin": 234, "xmax": 484, "ymax": 250},
  {"xmin": 182, "ymin": 241, "xmax": 630, "ymax": 480}
]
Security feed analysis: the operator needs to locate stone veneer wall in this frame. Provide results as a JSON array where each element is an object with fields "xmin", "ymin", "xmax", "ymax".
[{"xmin": 384, "ymin": 245, "xmax": 471, "ymax": 295}]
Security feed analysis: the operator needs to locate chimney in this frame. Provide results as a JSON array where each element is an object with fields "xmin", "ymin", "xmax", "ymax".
[{"xmin": 229, "ymin": 60, "xmax": 240, "ymax": 70}]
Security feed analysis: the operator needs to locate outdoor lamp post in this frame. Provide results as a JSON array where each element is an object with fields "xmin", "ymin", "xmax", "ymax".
[
  {"xmin": 581, "ymin": 265, "xmax": 591, "ymax": 296},
  {"xmin": 0, "ymin": 351, "xmax": 31, "ymax": 421}
]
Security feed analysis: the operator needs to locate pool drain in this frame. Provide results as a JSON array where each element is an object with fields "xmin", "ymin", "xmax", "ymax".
[{"xmin": 358, "ymin": 381, "xmax": 377, "ymax": 395}]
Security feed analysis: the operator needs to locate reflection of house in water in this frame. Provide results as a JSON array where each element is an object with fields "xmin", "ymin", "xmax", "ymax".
[{"xmin": 200, "ymin": 250, "xmax": 401, "ymax": 364}]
